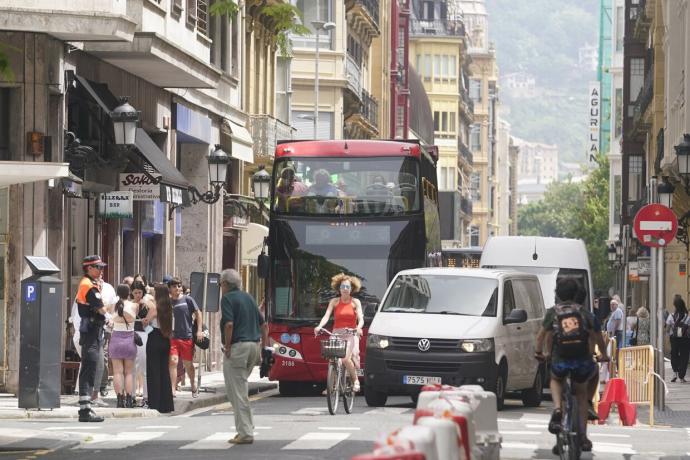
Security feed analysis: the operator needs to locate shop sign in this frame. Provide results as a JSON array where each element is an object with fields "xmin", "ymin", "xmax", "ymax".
[
  {"xmin": 637, "ymin": 257, "xmax": 650, "ymax": 276},
  {"xmin": 161, "ymin": 184, "xmax": 184, "ymax": 205},
  {"xmin": 628, "ymin": 261, "xmax": 639, "ymax": 282},
  {"xmin": 99, "ymin": 191, "xmax": 133, "ymax": 218},
  {"xmin": 228, "ymin": 215, "xmax": 249, "ymax": 229},
  {"xmin": 119, "ymin": 173, "xmax": 161, "ymax": 200}
]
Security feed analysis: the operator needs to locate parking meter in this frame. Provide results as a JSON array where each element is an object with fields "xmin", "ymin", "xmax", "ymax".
[{"xmin": 18, "ymin": 256, "xmax": 62, "ymax": 409}]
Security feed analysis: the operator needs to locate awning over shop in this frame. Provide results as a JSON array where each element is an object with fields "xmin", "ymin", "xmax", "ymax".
[
  {"xmin": 73, "ymin": 74, "xmax": 119, "ymax": 113},
  {"xmin": 222, "ymin": 119, "xmax": 254, "ymax": 164},
  {"xmin": 240, "ymin": 223, "xmax": 269, "ymax": 267},
  {"xmin": 0, "ymin": 161, "xmax": 69, "ymax": 187}
]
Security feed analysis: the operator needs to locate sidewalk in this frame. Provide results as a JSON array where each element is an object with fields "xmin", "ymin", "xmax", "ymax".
[
  {"xmin": 0, "ymin": 366, "xmax": 277, "ymax": 420},
  {"xmin": 635, "ymin": 358, "xmax": 690, "ymax": 427}
]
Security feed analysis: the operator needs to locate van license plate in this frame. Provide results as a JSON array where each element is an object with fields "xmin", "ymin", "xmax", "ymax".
[{"xmin": 403, "ymin": 375, "xmax": 441, "ymax": 385}]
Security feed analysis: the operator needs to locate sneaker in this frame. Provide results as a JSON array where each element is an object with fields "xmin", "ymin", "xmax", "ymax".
[
  {"xmin": 681, "ymin": 378, "xmax": 687, "ymax": 383},
  {"xmin": 228, "ymin": 434, "xmax": 253, "ymax": 445},
  {"xmin": 587, "ymin": 401, "xmax": 599, "ymax": 421},
  {"xmin": 91, "ymin": 398, "xmax": 109, "ymax": 408},
  {"xmin": 99, "ymin": 389, "xmax": 109, "ymax": 397},
  {"xmin": 548, "ymin": 409, "xmax": 563, "ymax": 434},
  {"xmin": 78, "ymin": 409, "xmax": 104, "ymax": 423}
]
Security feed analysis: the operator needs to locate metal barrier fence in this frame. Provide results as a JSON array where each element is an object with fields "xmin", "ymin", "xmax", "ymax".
[{"xmin": 618, "ymin": 345, "xmax": 655, "ymax": 425}]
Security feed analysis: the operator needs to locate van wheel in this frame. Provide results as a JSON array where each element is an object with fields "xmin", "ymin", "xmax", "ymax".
[
  {"xmin": 364, "ymin": 386, "xmax": 388, "ymax": 407},
  {"xmin": 495, "ymin": 365, "xmax": 507, "ymax": 411},
  {"xmin": 521, "ymin": 366, "xmax": 543, "ymax": 407}
]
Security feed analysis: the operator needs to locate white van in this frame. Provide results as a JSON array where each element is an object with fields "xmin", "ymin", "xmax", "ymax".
[
  {"xmin": 480, "ymin": 236, "xmax": 593, "ymax": 311},
  {"xmin": 364, "ymin": 268, "xmax": 546, "ymax": 410}
]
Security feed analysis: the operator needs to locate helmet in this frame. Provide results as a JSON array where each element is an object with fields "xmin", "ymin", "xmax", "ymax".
[{"xmin": 194, "ymin": 324, "xmax": 210, "ymax": 350}]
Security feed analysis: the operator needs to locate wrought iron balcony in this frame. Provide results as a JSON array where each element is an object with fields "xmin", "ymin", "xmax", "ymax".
[
  {"xmin": 632, "ymin": 67, "xmax": 653, "ymax": 129},
  {"xmin": 410, "ymin": 19, "xmax": 465, "ymax": 38},
  {"xmin": 461, "ymin": 90, "xmax": 474, "ymax": 119},
  {"xmin": 459, "ymin": 140, "xmax": 473, "ymax": 166},
  {"xmin": 460, "ymin": 195, "xmax": 472, "ymax": 216},
  {"xmin": 346, "ymin": 54, "xmax": 363, "ymax": 99},
  {"xmin": 248, "ymin": 114, "xmax": 295, "ymax": 159},
  {"xmin": 361, "ymin": 89, "xmax": 379, "ymax": 129},
  {"xmin": 345, "ymin": 0, "xmax": 380, "ymax": 38}
]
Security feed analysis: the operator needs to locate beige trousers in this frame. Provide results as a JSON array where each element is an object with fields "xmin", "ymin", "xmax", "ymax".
[{"xmin": 223, "ymin": 341, "xmax": 261, "ymax": 439}]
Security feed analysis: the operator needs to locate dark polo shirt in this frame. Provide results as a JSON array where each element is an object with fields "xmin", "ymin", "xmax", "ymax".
[{"xmin": 220, "ymin": 288, "xmax": 264, "ymax": 345}]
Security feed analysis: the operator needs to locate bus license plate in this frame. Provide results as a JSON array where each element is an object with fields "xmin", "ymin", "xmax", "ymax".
[{"xmin": 403, "ymin": 375, "xmax": 441, "ymax": 385}]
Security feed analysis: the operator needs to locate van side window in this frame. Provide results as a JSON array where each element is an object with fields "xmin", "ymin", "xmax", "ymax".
[
  {"xmin": 511, "ymin": 279, "xmax": 533, "ymax": 318},
  {"xmin": 503, "ymin": 280, "xmax": 515, "ymax": 320},
  {"xmin": 526, "ymin": 279, "xmax": 545, "ymax": 317}
]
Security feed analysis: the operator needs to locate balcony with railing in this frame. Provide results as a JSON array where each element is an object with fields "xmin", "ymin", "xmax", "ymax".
[
  {"xmin": 410, "ymin": 18, "xmax": 465, "ymax": 38},
  {"xmin": 632, "ymin": 64, "xmax": 654, "ymax": 133},
  {"xmin": 248, "ymin": 114, "xmax": 295, "ymax": 159},
  {"xmin": 460, "ymin": 90, "xmax": 474, "ymax": 121},
  {"xmin": 459, "ymin": 140, "xmax": 473, "ymax": 167},
  {"xmin": 362, "ymin": 89, "xmax": 379, "ymax": 129},
  {"xmin": 344, "ymin": 89, "xmax": 379, "ymax": 139},
  {"xmin": 633, "ymin": 0, "xmax": 651, "ymax": 40},
  {"xmin": 345, "ymin": 0, "xmax": 380, "ymax": 40},
  {"xmin": 346, "ymin": 54, "xmax": 363, "ymax": 99}
]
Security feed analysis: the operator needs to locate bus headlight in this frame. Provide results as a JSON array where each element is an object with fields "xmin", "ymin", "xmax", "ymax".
[
  {"xmin": 460, "ymin": 339, "xmax": 493, "ymax": 353},
  {"xmin": 367, "ymin": 334, "xmax": 390, "ymax": 349}
]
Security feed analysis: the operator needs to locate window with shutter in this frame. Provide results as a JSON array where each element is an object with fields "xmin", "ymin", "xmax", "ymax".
[
  {"xmin": 187, "ymin": 0, "xmax": 197, "ymax": 27},
  {"xmin": 172, "ymin": 0, "xmax": 183, "ymax": 16},
  {"xmin": 197, "ymin": 0, "xmax": 209, "ymax": 35}
]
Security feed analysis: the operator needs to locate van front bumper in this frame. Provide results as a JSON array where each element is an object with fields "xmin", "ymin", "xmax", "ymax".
[{"xmin": 364, "ymin": 348, "xmax": 498, "ymax": 395}]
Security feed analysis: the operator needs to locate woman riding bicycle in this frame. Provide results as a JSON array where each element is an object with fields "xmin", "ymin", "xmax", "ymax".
[{"xmin": 314, "ymin": 273, "xmax": 364, "ymax": 393}]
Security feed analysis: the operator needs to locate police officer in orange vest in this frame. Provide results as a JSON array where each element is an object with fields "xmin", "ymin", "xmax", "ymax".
[{"xmin": 76, "ymin": 255, "xmax": 108, "ymax": 422}]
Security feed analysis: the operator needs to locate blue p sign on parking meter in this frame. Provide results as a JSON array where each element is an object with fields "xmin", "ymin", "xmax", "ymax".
[{"xmin": 25, "ymin": 283, "xmax": 37, "ymax": 302}]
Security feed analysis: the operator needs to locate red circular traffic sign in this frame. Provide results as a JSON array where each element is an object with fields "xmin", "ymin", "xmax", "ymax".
[{"xmin": 633, "ymin": 204, "xmax": 678, "ymax": 247}]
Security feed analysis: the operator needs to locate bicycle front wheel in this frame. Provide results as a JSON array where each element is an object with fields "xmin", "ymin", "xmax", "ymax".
[
  {"xmin": 326, "ymin": 361, "xmax": 340, "ymax": 415},
  {"xmin": 342, "ymin": 372, "xmax": 355, "ymax": 414}
]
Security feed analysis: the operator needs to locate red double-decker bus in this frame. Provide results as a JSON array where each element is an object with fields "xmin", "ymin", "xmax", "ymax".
[{"xmin": 262, "ymin": 140, "xmax": 441, "ymax": 395}]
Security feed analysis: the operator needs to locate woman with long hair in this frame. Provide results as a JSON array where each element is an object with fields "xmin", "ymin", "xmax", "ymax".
[
  {"xmin": 143, "ymin": 283, "xmax": 174, "ymax": 413},
  {"xmin": 666, "ymin": 294, "xmax": 690, "ymax": 382},
  {"xmin": 635, "ymin": 307, "xmax": 651, "ymax": 346},
  {"xmin": 314, "ymin": 273, "xmax": 364, "ymax": 393},
  {"xmin": 108, "ymin": 284, "xmax": 139, "ymax": 408},
  {"xmin": 131, "ymin": 281, "xmax": 154, "ymax": 406}
]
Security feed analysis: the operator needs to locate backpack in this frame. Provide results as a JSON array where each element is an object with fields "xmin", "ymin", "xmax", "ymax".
[{"xmin": 552, "ymin": 303, "xmax": 591, "ymax": 359}]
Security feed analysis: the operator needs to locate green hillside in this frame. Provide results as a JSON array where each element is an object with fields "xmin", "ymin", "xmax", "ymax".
[{"xmin": 484, "ymin": 0, "xmax": 599, "ymax": 164}]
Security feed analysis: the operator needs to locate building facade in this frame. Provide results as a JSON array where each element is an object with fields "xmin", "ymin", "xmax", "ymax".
[
  {"xmin": 460, "ymin": 0, "xmax": 499, "ymax": 247},
  {"xmin": 409, "ymin": 0, "xmax": 474, "ymax": 248},
  {"xmin": 0, "ymin": 0, "xmax": 278, "ymax": 393}
]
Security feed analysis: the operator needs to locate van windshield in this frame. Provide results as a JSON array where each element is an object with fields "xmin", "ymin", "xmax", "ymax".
[{"xmin": 380, "ymin": 274, "xmax": 498, "ymax": 317}]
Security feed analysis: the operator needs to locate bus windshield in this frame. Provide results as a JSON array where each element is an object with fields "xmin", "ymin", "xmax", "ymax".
[
  {"xmin": 272, "ymin": 157, "xmax": 420, "ymax": 216},
  {"xmin": 270, "ymin": 219, "xmax": 426, "ymax": 322}
]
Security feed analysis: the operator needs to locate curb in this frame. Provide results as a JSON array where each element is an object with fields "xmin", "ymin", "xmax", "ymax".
[
  {"xmin": 172, "ymin": 381, "xmax": 278, "ymax": 415},
  {"xmin": 0, "ymin": 381, "xmax": 278, "ymax": 420}
]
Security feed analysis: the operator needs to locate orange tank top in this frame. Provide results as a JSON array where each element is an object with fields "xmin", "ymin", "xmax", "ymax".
[{"xmin": 333, "ymin": 299, "xmax": 357, "ymax": 329}]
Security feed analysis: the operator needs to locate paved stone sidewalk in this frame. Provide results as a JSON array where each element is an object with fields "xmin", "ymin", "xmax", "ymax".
[
  {"xmin": 634, "ymin": 358, "xmax": 690, "ymax": 428},
  {"xmin": 0, "ymin": 366, "xmax": 276, "ymax": 420}
]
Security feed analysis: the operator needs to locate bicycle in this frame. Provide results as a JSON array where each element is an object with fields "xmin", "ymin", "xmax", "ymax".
[
  {"xmin": 318, "ymin": 328, "xmax": 358, "ymax": 415},
  {"xmin": 554, "ymin": 371, "xmax": 583, "ymax": 460}
]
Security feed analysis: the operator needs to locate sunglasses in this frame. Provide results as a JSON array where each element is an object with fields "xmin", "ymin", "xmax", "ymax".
[{"xmin": 340, "ymin": 284, "xmax": 351, "ymax": 290}]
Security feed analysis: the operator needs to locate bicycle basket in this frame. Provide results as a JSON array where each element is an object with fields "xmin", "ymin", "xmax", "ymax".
[{"xmin": 320, "ymin": 338, "xmax": 347, "ymax": 359}]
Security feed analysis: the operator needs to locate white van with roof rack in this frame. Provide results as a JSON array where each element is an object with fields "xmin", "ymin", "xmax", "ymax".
[{"xmin": 364, "ymin": 267, "xmax": 546, "ymax": 410}]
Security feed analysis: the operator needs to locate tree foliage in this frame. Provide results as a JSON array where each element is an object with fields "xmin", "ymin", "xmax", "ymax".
[
  {"xmin": 0, "ymin": 42, "xmax": 19, "ymax": 81},
  {"xmin": 209, "ymin": 1, "xmax": 309, "ymax": 57},
  {"xmin": 518, "ymin": 154, "xmax": 613, "ymax": 290}
]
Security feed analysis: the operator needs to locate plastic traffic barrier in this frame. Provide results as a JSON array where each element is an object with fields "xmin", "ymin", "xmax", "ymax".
[
  {"xmin": 414, "ymin": 397, "xmax": 475, "ymax": 460},
  {"xmin": 352, "ymin": 446, "xmax": 427, "ymax": 460},
  {"xmin": 597, "ymin": 377, "xmax": 637, "ymax": 426},
  {"xmin": 416, "ymin": 416, "xmax": 461, "ymax": 460},
  {"xmin": 417, "ymin": 390, "xmax": 470, "ymax": 411},
  {"xmin": 374, "ymin": 425, "xmax": 439, "ymax": 460},
  {"xmin": 457, "ymin": 385, "xmax": 501, "ymax": 444}
]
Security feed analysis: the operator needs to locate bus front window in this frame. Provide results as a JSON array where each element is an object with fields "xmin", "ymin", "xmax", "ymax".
[{"xmin": 272, "ymin": 157, "xmax": 420, "ymax": 216}]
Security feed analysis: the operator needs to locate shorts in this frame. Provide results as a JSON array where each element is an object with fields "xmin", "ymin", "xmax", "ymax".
[
  {"xmin": 170, "ymin": 338, "xmax": 194, "ymax": 361},
  {"xmin": 551, "ymin": 358, "xmax": 597, "ymax": 383}
]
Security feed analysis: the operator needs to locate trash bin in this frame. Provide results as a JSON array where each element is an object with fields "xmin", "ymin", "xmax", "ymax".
[{"xmin": 18, "ymin": 256, "xmax": 63, "ymax": 409}]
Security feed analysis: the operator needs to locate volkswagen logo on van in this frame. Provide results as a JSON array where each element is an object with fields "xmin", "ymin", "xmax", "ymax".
[{"xmin": 417, "ymin": 338, "xmax": 431, "ymax": 352}]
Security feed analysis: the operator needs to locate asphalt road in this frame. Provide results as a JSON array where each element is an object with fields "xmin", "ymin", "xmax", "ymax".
[{"xmin": 1, "ymin": 390, "xmax": 689, "ymax": 460}]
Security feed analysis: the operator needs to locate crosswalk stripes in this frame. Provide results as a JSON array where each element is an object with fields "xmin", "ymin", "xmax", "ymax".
[
  {"xmin": 76, "ymin": 431, "xmax": 165, "ymax": 449},
  {"xmin": 179, "ymin": 432, "xmax": 234, "ymax": 450},
  {"xmin": 282, "ymin": 432, "xmax": 351, "ymax": 450}
]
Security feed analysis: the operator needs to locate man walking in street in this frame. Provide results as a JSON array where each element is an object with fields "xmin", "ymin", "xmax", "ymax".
[
  {"xmin": 168, "ymin": 277, "xmax": 203, "ymax": 397},
  {"xmin": 607, "ymin": 298, "xmax": 624, "ymax": 349},
  {"xmin": 75, "ymin": 255, "xmax": 108, "ymax": 422},
  {"xmin": 220, "ymin": 269, "xmax": 268, "ymax": 445}
]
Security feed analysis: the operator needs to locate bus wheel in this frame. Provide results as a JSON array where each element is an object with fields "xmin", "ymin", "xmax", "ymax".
[
  {"xmin": 278, "ymin": 381, "xmax": 301, "ymax": 396},
  {"xmin": 364, "ymin": 386, "xmax": 387, "ymax": 407}
]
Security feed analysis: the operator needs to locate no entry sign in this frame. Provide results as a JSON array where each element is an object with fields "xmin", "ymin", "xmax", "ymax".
[{"xmin": 633, "ymin": 204, "xmax": 678, "ymax": 247}]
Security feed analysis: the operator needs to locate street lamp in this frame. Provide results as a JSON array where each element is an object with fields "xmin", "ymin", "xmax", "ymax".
[
  {"xmin": 608, "ymin": 243, "xmax": 617, "ymax": 264},
  {"xmin": 312, "ymin": 20, "xmax": 336, "ymax": 139},
  {"xmin": 615, "ymin": 240, "xmax": 623, "ymax": 262},
  {"xmin": 252, "ymin": 166, "xmax": 271, "ymax": 203},
  {"xmin": 111, "ymin": 97, "xmax": 139, "ymax": 145},
  {"xmin": 674, "ymin": 134, "xmax": 690, "ymax": 186},
  {"xmin": 657, "ymin": 176, "xmax": 675, "ymax": 208},
  {"xmin": 190, "ymin": 144, "xmax": 230, "ymax": 205}
]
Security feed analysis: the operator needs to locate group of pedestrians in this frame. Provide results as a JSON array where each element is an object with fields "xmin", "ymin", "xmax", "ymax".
[{"xmin": 72, "ymin": 255, "xmax": 208, "ymax": 421}]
